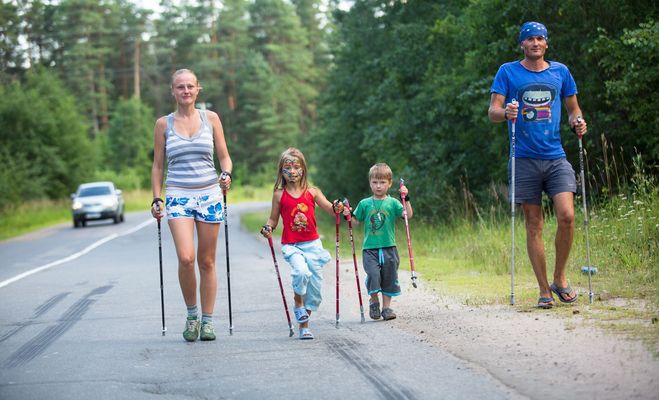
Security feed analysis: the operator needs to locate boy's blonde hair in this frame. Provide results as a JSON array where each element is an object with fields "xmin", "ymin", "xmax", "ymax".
[
  {"xmin": 274, "ymin": 147, "xmax": 309, "ymax": 191},
  {"xmin": 368, "ymin": 163, "xmax": 393, "ymax": 181}
]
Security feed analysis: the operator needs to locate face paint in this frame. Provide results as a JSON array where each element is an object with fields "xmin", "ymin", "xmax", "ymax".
[{"xmin": 282, "ymin": 157, "xmax": 304, "ymax": 183}]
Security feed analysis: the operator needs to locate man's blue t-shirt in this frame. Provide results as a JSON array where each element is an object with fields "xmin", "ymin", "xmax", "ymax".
[{"xmin": 491, "ymin": 61, "xmax": 577, "ymax": 159}]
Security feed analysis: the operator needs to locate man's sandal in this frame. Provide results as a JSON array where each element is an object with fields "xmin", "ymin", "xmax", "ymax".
[
  {"xmin": 537, "ymin": 297, "xmax": 555, "ymax": 309},
  {"xmin": 550, "ymin": 283, "xmax": 578, "ymax": 303}
]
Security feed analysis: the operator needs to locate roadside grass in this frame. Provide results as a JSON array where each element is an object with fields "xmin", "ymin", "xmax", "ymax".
[
  {"xmin": 0, "ymin": 199, "xmax": 72, "ymax": 240},
  {"xmin": 241, "ymin": 187, "xmax": 658, "ymax": 348},
  {"xmin": 0, "ymin": 185, "xmax": 273, "ymax": 241}
]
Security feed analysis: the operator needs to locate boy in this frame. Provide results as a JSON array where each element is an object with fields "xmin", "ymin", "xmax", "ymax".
[{"xmin": 351, "ymin": 163, "xmax": 412, "ymax": 320}]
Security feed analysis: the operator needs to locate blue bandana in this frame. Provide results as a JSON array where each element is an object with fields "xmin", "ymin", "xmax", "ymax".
[{"xmin": 519, "ymin": 21, "xmax": 548, "ymax": 43}]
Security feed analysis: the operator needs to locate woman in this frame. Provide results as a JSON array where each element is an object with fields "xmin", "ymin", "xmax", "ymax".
[{"xmin": 151, "ymin": 68, "xmax": 232, "ymax": 342}]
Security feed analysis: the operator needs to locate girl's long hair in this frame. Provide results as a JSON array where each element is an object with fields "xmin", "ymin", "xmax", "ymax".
[{"xmin": 274, "ymin": 147, "xmax": 309, "ymax": 191}]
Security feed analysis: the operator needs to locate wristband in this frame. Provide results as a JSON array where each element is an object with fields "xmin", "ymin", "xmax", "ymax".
[
  {"xmin": 220, "ymin": 171, "xmax": 232, "ymax": 180},
  {"xmin": 262, "ymin": 224, "xmax": 273, "ymax": 233},
  {"xmin": 401, "ymin": 195, "xmax": 410, "ymax": 202},
  {"xmin": 151, "ymin": 197, "xmax": 163, "ymax": 206}
]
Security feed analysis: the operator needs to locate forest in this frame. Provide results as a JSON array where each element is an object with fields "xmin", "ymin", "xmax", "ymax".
[{"xmin": 1, "ymin": 0, "xmax": 657, "ymax": 220}]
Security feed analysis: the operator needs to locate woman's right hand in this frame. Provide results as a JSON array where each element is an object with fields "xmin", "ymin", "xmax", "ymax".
[
  {"xmin": 260, "ymin": 224, "xmax": 273, "ymax": 238},
  {"xmin": 151, "ymin": 198, "xmax": 164, "ymax": 220}
]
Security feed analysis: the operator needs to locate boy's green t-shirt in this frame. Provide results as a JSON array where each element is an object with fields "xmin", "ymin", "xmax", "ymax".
[{"xmin": 353, "ymin": 195, "xmax": 404, "ymax": 249}]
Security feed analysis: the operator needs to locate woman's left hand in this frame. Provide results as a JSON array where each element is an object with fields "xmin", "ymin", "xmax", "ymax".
[{"xmin": 219, "ymin": 171, "xmax": 232, "ymax": 190}]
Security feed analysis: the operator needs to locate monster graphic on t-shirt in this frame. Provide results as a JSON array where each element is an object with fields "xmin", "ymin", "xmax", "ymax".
[{"xmin": 519, "ymin": 84, "xmax": 556, "ymax": 122}]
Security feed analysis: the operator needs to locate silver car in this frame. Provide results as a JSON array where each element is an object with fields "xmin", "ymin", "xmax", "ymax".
[{"xmin": 71, "ymin": 181, "xmax": 125, "ymax": 228}]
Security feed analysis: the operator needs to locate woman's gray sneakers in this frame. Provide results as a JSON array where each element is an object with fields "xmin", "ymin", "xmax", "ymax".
[{"xmin": 183, "ymin": 317, "xmax": 200, "ymax": 341}]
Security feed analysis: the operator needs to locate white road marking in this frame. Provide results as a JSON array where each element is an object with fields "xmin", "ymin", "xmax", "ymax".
[{"xmin": 0, "ymin": 219, "xmax": 155, "ymax": 289}]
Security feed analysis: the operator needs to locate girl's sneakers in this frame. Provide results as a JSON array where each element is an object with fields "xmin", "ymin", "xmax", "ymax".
[
  {"xmin": 299, "ymin": 327, "xmax": 314, "ymax": 340},
  {"xmin": 294, "ymin": 307, "xmax": 309, "ymax": 323}
]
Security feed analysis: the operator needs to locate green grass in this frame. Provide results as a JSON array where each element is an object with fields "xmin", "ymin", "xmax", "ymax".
[
  {"xmin": 0, "ymin": 199, "xmax": 72, "ymax": 240},
  {"xmin": 0, "ymin": 185, "xmax": 274, "ymax": 241}
]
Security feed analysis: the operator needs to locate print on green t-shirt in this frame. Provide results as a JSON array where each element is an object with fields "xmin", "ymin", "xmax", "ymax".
[{"xmin": 353, "ymin": 196, "xmax": 404, "ymax": 250}]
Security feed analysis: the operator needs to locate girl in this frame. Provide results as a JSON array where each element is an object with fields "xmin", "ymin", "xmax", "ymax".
[
  {"xmin": 260, "ymin": 148, "xmax": 343, "ymax": 340},
  {"xmin": 151, "ymin": 68, "xmax": 232, "ymax": 342}
]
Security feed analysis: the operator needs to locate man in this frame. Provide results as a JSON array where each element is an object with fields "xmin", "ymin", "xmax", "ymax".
[{"xmin": 488, "ymin": 21, "xmax": 587, "ymax": 308}]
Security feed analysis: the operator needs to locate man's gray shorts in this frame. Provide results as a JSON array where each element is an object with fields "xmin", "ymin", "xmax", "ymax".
[
  {"xmin": 509, "ymin": 157, "xmax": 576, "ymax": 205},
  {"xmin": 362, "ymin": 247, "xmax": 401, "ymax": 297}
]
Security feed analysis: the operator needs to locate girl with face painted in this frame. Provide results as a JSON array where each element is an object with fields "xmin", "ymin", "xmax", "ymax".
[{"xmin": 260, "ymin": 148, "xmax": 344, "ymax": 340}]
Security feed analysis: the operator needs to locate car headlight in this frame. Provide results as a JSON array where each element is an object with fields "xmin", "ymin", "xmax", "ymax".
[
  {"xmin": 72, "ymin": 201, "xmax": 83, "ymax": 210},
  {"xmin": 102, "ymin": 199, "xmax": 117, "ymax": 208}
]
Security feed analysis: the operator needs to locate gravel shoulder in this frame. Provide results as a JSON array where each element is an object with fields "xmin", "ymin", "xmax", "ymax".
[{"xmin": 390, "ymin": 272, "xmax": 658, "ymax": 400}]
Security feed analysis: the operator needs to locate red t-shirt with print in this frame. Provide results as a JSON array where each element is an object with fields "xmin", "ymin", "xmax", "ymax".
[{"xmin": 280, "ymin": 189, "xmax": 319, "ymax": 244}]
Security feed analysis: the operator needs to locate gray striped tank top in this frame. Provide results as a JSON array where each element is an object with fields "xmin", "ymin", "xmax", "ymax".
[{"xmin": 165, "ymin": 110, "xmax": 219, "ymax": 191}]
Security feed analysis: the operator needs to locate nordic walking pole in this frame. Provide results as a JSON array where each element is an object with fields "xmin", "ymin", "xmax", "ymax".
[
  {"xmin": 576, "ymin": 116, "xmax": 594, "ymax": 304},
  {"xmin": 155, "ymin": 206, "xmax": 167, "ymax": 336},
  {"xmin": 399, "ymin": 179, "xmax": 417, "ymax": 288},
  {"xmin": 343, "ymin": 199, "xmax": 366, "ymax": 323},
  {"xmin": 265, "ymin": 233, "xmax": 295, "ymax": 337},
  {"xmin": 510, "ymin": 99, "xmax": 518, "ymax": 306},
  {"xmin": 222, "ymin": 177, "xmax": 233, "ymax": 335},
  {"xmin": 335, "ymin": 211, "xmax": 341, "ymax": 328}
]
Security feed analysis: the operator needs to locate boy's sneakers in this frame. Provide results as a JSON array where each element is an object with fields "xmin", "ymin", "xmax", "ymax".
[
  {"xmin": 183, "ymin": 316, "xmax": 200, "ymax": 342},
  {"xmin": 381, "ymin": 308, "xmax": 397, "ymax": 321},
  {"xmin": 200, "ymin": 321, "xmax": 216, "ymax": 341},
  {"xmin": 369, "ymin": 301, "xmax": 381, "ymax": 320}
]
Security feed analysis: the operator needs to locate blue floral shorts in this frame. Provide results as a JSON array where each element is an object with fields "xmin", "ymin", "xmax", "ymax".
[{"xmin": 165, "ymin": 191, "xmax": 224, "ymax": 223}]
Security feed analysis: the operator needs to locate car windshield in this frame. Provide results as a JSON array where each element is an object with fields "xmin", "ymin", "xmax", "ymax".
[{"xmin": 78, "ymin": 186, "xmax": 112, "ymax": 197}]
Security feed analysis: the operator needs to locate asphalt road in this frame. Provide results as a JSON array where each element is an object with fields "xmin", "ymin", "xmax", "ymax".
[{"xmin": 0, "ymin": 203, "xmax": 523, "ymax": 400}]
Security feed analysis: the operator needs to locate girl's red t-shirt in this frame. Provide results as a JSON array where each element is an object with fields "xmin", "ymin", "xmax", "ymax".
[{"xmin": 280, "ymin": 189, "xmax": 319, "ymax": 244}]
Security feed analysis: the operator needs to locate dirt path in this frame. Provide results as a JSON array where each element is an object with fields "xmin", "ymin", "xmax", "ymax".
[{"xmin": 391, "ymin": 272, "xmax": 658, "ymax": 400}]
